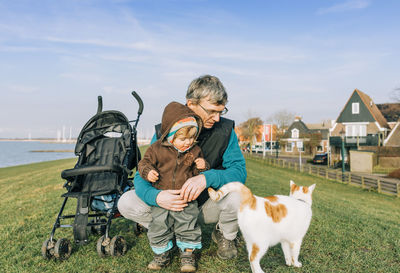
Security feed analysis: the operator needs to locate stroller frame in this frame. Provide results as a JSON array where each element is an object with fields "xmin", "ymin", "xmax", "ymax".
[{"xmin": 42, "ymin": 91, "xmax": 143, "ymax": 260}]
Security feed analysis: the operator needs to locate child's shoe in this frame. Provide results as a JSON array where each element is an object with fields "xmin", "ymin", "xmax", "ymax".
[
  {"xmin": 180, "ymin": 248, "xmax": 197, "ymax": 272},
  {"xmin": 147, "ymin": 250, "xmax": 171, "ymax": 270}
]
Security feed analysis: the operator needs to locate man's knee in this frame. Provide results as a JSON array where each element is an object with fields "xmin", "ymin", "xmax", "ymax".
[
  {"xmin": 219, "ymin": 191, "xmax": 240, "ymax": 212},
  {"xmin": 117, "ymin": 190, "xmax": 151, "ymax": 220},
  {"xmin": 117, "ymin": 190, "xmax": 132, "ymax": 215}
]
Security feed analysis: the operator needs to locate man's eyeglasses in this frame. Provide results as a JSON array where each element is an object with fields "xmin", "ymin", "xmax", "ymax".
[{"xmin": 198, "ymin": 104, "xmax": 228, "ymax": 116}]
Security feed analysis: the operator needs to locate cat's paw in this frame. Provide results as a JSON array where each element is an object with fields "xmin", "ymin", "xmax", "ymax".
[
  {"xmin": 208, "ymin": 188, "xmax": 219, "ymax": 201},
  {"xmin": 293, "ymin": 261, "xmax": 302, "ymax": 268}
]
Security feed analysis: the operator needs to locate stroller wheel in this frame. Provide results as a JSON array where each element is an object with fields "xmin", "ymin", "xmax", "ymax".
[
  {"xmin": 96, "ymin": 235, "xmax": 110, "ymax": 258},
  {"xmin": 54, "ymin": 238, "xmax": 72, "ymax": 260},
  {"xmin": 91, "ymin": 218, "xmax": 107, "ymax": 235},
  {"xmin": 41, "ymin": 238, "xmax": 56, "ymax": 260},
  {"xmin": 110, "ymin": 235, "xmax": 127, "ymax": 257}
]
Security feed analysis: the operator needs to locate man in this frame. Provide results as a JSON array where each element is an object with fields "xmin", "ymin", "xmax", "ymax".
[{"xmin": 118, "ymin": 74, "xmax": 247, "ymax": 263}]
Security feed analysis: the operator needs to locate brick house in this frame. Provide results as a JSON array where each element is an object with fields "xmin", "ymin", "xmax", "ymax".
[
  {"xmin": 280, "ymin": 117, "xmax": 331, "ymax": 155},
  {"xmin": 329, "ymin": 89, "xmax": 391, "ymax": 163}
]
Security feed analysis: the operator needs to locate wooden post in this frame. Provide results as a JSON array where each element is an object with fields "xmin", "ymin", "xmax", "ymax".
[
  {"xmin": 336, "ymin": 171, "xmax": 339, "ymax": 182},
  {"xmin": 377, "ymin": 179, "xmax": 381, "ymax": 193},
  {"xmin": 326, "ymin": 169, "xmax": 328, "ymax": 179},
  {"xmin": 397, "ymin": 183, "xmax": 400, "ymax": 198},
  {"xmin": 361, "ymin": 176, "xmax": 365, "ymax": 189},
  {"xmin": 348, "ymin": 173, "xmax": 351, "ymax": 184},
  {"xmin": 294, "ymin": 162, "xmax": 297, "ymax": 171}
]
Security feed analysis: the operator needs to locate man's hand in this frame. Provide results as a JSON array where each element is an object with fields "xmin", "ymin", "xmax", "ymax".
[
  {"xmin": 180, "ymin": 174, "xmax": 207, "ymax": 202},
  {"xmin": 156, "ymin": 190, "xmax": 188, "ymax": 211}
]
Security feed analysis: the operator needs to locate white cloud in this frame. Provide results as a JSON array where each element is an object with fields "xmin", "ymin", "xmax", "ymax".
[
  {"xmin": 44, "ymin": 36, "xmax": 155, "ymax": 51},
  {"xmin": 317, "ymin": 0, "xmax": 371, "ymax": 15},
  {"xmin": 3, "ymin": 84, "xmax": 39, "ymax": 94}
]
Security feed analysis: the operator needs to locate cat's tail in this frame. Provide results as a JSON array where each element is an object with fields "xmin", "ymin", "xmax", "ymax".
[{"xmin": 208, "ymin": 182, "xmax": 254, "ymax": 205}]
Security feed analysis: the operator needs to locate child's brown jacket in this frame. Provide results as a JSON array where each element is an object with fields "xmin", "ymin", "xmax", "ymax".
[{"xmin": 138, "ymin": 102, "xmax": 209, "ymax": 190}]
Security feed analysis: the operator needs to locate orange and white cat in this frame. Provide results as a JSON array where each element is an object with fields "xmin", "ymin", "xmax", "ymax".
[{"xmin": 208, "ymin": 181, "xmax": 315, "ymax": 273}]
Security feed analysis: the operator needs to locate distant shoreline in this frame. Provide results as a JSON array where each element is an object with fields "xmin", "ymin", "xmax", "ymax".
[
  {"xmin": 0, "ymin": 138, "xmax": 151, "ymax": 145},
  {"xmin": 0, "ymin": 138, "xmax": 77, "ymax": 144},
  {"xmin": 30, "ymin": 150, "xmax": 74, "ymax": 153}
]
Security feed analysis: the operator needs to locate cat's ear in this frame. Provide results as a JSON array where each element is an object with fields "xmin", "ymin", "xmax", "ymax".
[
  {"xmin": 309, "ymin": 184, "xmax": 316, "ymax": 193},
  {"xmin": 290, "ymin": 180, "xmax": 295, "ymax": 187}
]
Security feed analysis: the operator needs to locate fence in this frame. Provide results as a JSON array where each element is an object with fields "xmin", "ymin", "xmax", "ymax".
[{"xmin": 245, "ymin": 154, "xmax": 400, "ymax": 197}]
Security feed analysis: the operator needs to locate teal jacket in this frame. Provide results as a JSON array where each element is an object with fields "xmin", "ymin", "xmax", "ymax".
[{"xmin": 134, "ymin": 128, "xmax": 247, "ymax": 206}]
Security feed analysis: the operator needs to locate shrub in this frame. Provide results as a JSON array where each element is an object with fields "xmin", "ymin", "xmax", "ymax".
[{"xmin": 388, "ymin": 168, "xmax": 400, "ymax": 179}]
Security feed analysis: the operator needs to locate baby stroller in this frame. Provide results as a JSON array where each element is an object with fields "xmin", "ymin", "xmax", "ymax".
[{"xmin": 41, "ymin": 91, "xmax": 143, "ymax": 260}]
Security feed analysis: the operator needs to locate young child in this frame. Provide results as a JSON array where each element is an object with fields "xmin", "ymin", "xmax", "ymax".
[{"xmin": 138, "ymin": 101, "xmax": 209, "ymax": 272}]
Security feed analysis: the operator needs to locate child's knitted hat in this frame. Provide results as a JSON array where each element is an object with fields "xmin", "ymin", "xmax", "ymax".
[{"xmin": 166, "ymin": 116, "xmax": 198, "ymax": 143}]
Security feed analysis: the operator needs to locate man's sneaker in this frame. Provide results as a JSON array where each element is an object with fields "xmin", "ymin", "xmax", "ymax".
[
  {"xmin": 180, "ymin": 248, "xmax": 197, "ymax": 272},
  {"xmin": 211, "ymin": 226, "xmax": 237, "ymax": 260},
  {"xmin": 147, "ymin": 250, "xmax": 171, "ymax": 270}
]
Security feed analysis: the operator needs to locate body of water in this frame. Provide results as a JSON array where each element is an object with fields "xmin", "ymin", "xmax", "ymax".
[{"xmin": 0, "ymin": 141, "xmax": 77, "ymax": 168}]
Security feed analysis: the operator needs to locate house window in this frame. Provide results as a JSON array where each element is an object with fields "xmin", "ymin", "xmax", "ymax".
[
  {"xmin": 286, "ymin": 142, "xmax": 293, "ymax": 152},
  {"xmin": 360, "ymin": 125, "xmax": 366, "ymax": 136},
  {"xmin": 291, "ymin": 129, "xmax": 299, "ymax": 139},
  {"xmin": 345, "ymin": 124, "xmax": 367, "ymax": 137},
  {"xmin": 352, "ymin": 102, "xmax": 359, "ymax": 114},
  {"xmin": 317, "ymin": 146, "xmax": 323, "ymax": 152}
]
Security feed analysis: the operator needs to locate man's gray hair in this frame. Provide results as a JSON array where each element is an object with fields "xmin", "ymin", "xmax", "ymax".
[{"xmin": 186, "ymin": 75, "xmax": 228, "ymax": 105}]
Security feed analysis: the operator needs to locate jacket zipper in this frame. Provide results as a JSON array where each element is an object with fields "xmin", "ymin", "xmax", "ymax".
[{"xmin": 172, "ymin": 152, "xmax": 179, "ymax": 189}]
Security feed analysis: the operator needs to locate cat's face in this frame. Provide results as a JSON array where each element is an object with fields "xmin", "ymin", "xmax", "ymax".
[{"xmin": 289, "ymin": 180, "xmax": 316, "ymax": 205}]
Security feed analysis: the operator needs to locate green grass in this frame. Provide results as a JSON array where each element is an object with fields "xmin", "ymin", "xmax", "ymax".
[{"xmin": 0, "ymin": 157, "xmax": 399, "ymax": 272}]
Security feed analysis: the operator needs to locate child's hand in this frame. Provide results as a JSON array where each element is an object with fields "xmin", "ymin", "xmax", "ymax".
[
  {"xmin": 195, "ymin": 158, "xmax": 206, "ymax": 170},
  {"xmin": 147, "ymin": 170, "xmax": 159, "ymax": 182}
]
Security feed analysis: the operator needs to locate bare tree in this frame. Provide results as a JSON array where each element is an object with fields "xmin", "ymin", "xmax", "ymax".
[
  {"xmin": 389, "ymin": 87, "xmax": 400, "ymax": 102},
  {"xmin": 305, "ymin": 132, "xmax": 322, "ymax": 156},
  {"xmin": 266, "ymin": 110, "xmax": 295, "ymax": 129},
  {"xmin": 239, "ymin": 117, "xmax": 263, "ymax": 153}
]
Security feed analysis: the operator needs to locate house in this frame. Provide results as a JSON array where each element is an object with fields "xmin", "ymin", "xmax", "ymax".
[
  {"xmin": 376, "ymin": 103, "xmax": 400, "ymax": 147},
  {"xmin": 306, "ymin": 121, "xmax": 332, "ymax": 153},
  {"xmin": 280, "ymin": 117, "xmax": 331, "ymax": 155},
  {"xmin": 235, "ymin": 124, "xmax": 278, "ymax": 151},
  {"xmin": 384, "ymin": 120, "xmax": 400, "ymax": 147},
  {"xmin": 329, "ymin": 89, "xmax": 391, "ymax": 164}
]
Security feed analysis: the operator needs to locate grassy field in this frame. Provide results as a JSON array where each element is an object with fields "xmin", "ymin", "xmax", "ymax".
[{"xmin": 0, "ymin": 156, "xmax": 399, "ymax": 273}]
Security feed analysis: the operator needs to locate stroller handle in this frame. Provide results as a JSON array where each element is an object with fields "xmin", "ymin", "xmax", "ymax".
[
  {"xmin": 97, "ymin": 96, "xmax": 103, "ymax": 114},
  {"xmin": 131, "ymin": 91, "xmax": 144, "ymax": 115}
]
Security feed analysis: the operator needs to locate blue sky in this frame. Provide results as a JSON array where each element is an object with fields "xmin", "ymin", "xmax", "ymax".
[{"xmin": 1, "ymin": 0, "xmax": 399, "ymax": 138}]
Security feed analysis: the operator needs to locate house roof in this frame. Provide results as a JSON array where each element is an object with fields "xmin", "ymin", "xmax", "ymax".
[
  {"xmin": 356, "ymin": 89, "xmax": 390, "ymax": 129},
  {"xmin": 283, "ymin": 119, "xmax": 310, "ymax": 138},
  {"xmin": 336, "ymin": 89, "xmax": 390, "ymax": 129},
  {"xmin": 384, "ymin": 121, "xmax": 400, "ymax": 147},
  {"xmin": 306, "ymin": 122, "xmax": 332, "ymax": 139},
  {"xmin": 306, "ymin": 122, "xmax": 332, "ymax": 130},
  {"xmin": 376, "ymin": 103, "xmax": 400, "ymax": 122}
]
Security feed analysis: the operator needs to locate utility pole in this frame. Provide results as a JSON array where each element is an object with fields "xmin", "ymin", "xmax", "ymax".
[
  {"xmin": 262, "ymin": 125, "xmax": 266, "ymax": 158},
  {"xmin": 270, "ymin": 124, "xmax": 273, "ymax": 156}
]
